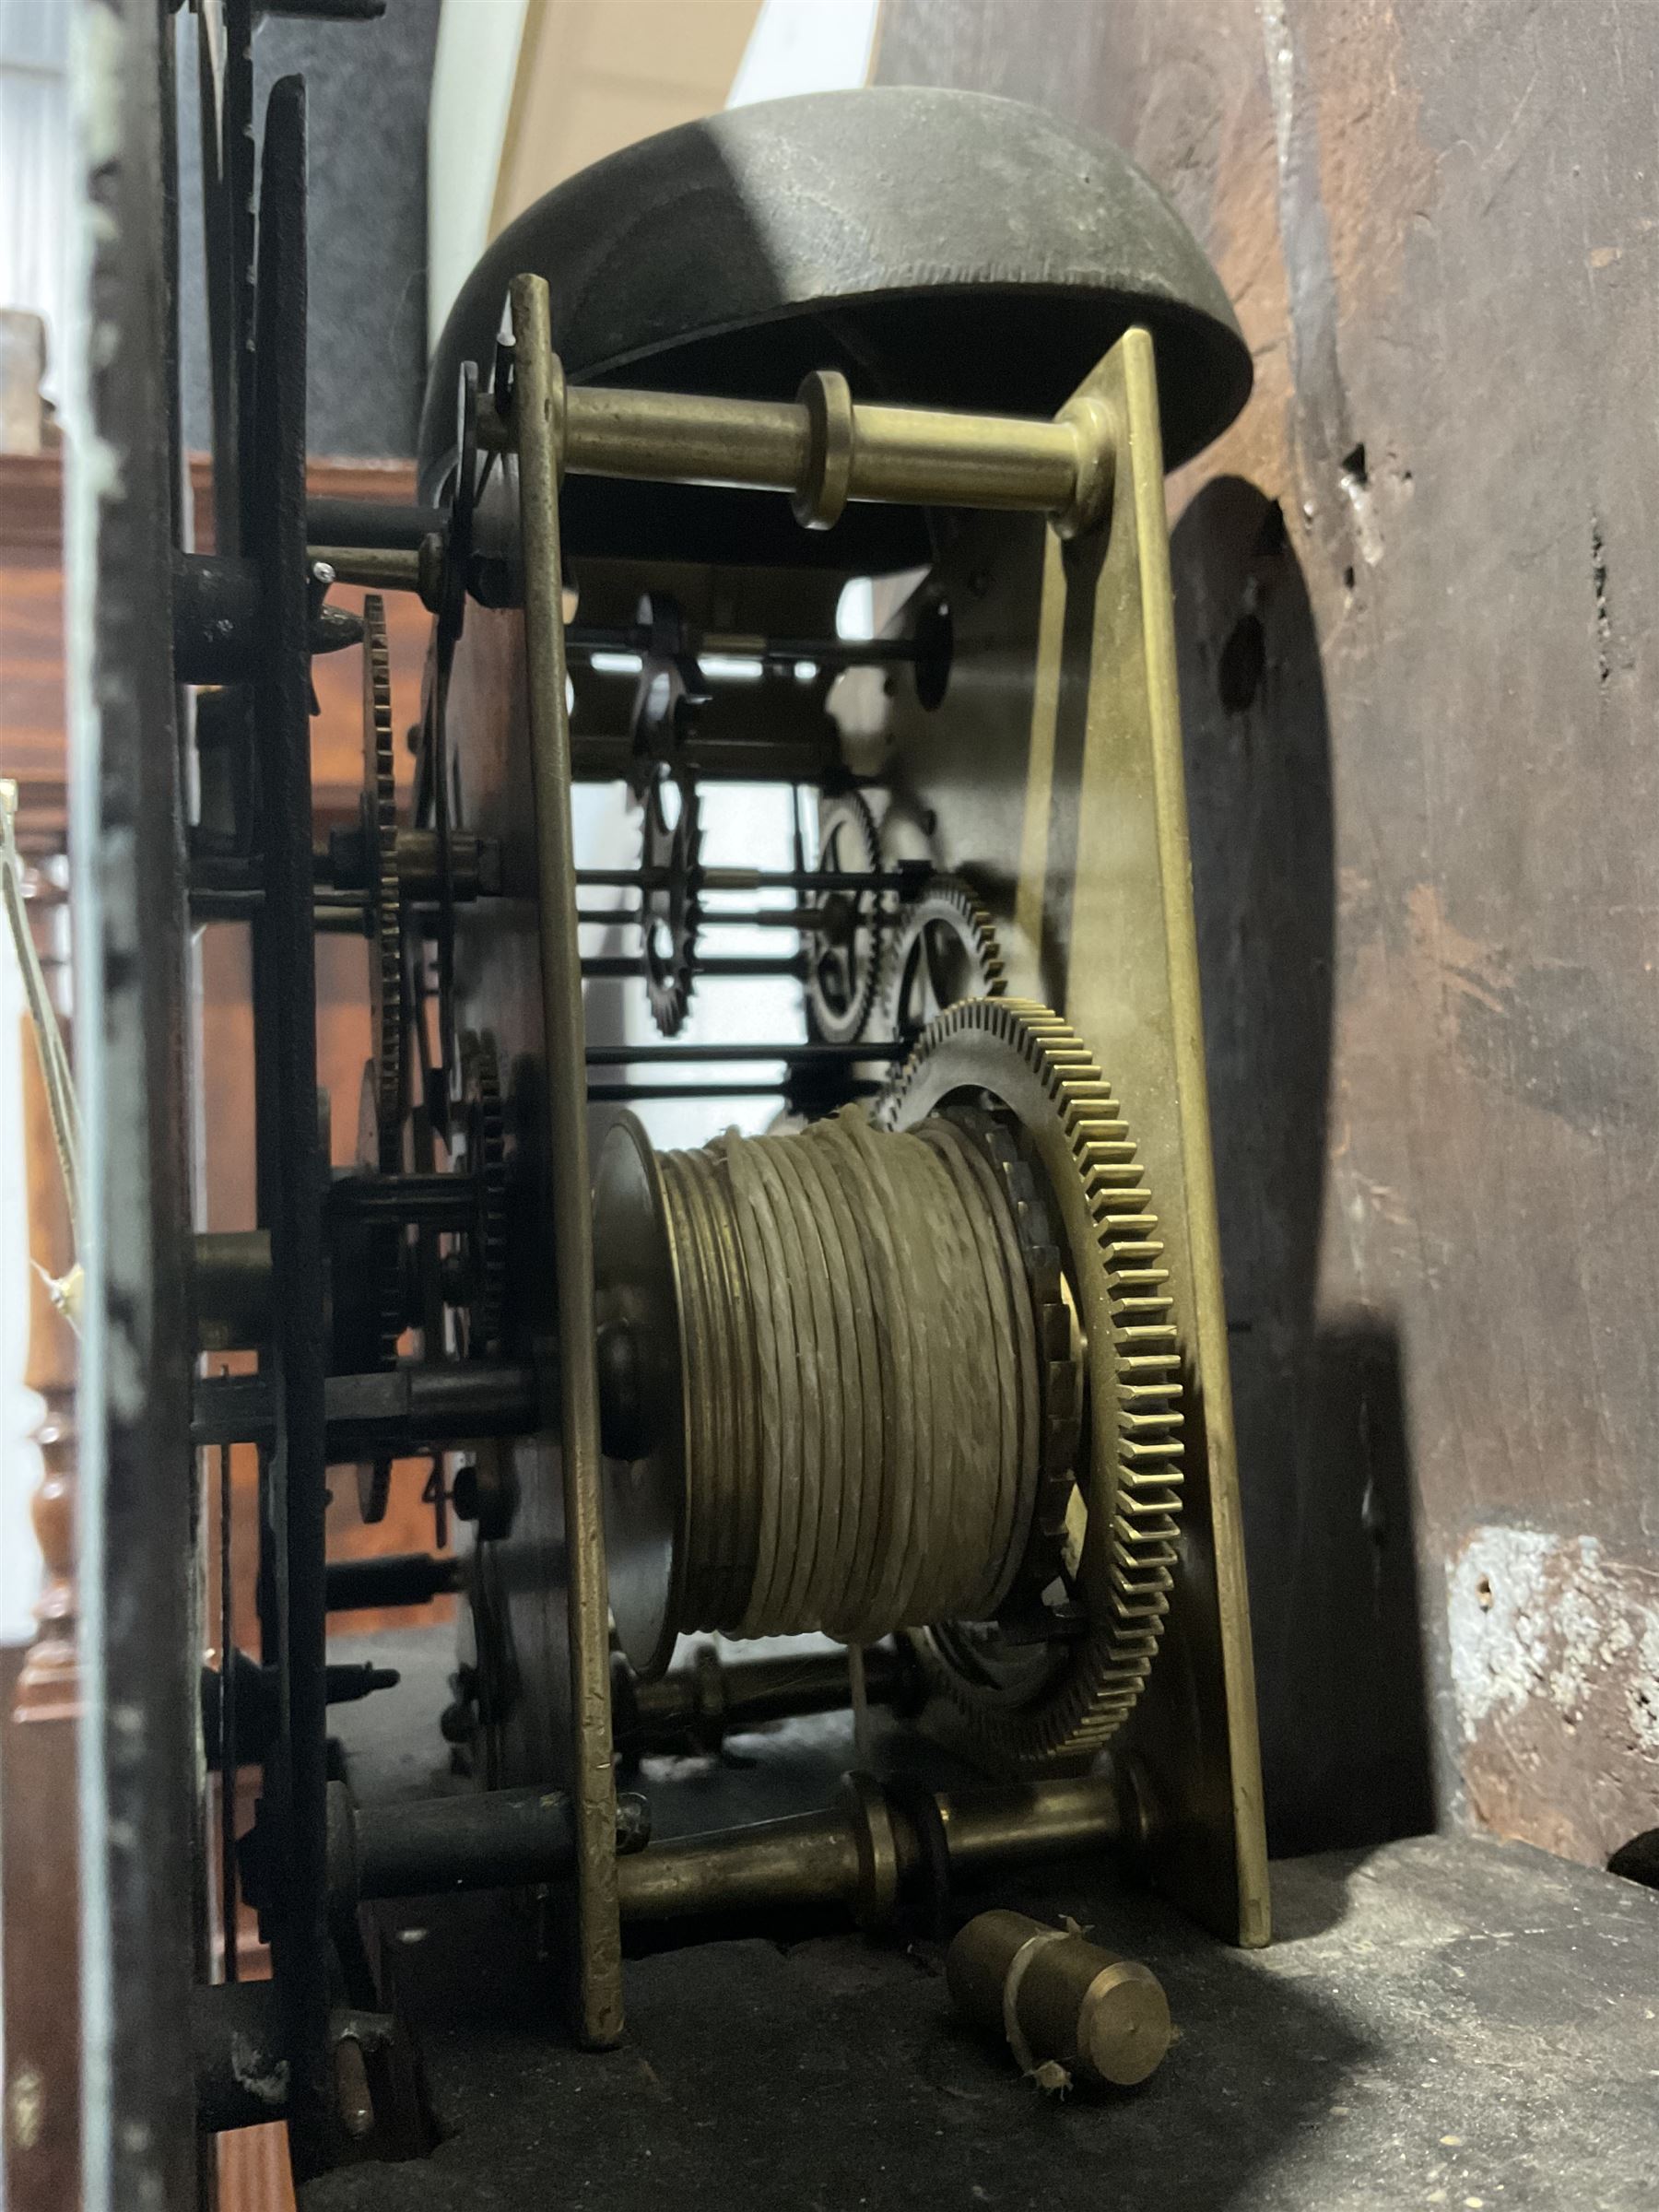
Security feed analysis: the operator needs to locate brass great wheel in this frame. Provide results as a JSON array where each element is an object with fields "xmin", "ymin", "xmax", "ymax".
[
  {"xmin": 883, "ymin": 874, "xmax": 1006, "ymax": 1031},
  {"xmin": 881, "ymin": 998, "xmax": 1185, "ymax": 1764}
]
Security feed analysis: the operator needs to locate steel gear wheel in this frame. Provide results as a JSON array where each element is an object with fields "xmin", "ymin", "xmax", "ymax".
[
  {"xmin": 639, "ymin": 767, "xmax": 700, "ymax": 1036},
  {"xmin": 453, "ymin": 1030, "xmax": 508, "ymax": 1356},
  {"xmin": 361, "ymin": 593, "xmax": 403, "ymax": 1166},
  {"xmin": 883, "ymin": 874, "xmax": 1006, "ymax": 1032},
  {"xmin": 881, "ymin": 997, "xmax": 1185, "ymax": 1765},
  {"xmin": 804, "ymin": 790, "xmax": 883, "ymax": 1046}
]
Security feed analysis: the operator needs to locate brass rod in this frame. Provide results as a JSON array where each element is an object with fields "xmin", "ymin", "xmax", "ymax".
[
  {"xmin": 308, "ymin": 545, "xmax": 423, "ymax": 593},
  {"xmin": 846, "ymin": 400, "xmax": 1077, "ymax": 512},
  {"xmin": 563, "ymin": 386, "xmax": 810, "ymax": 492},
  {"xmin": 618, "ymin": 1641, "xmax": 919, "ymax": 1754},
  {"xmin": 537, "ymin": 379, "xmax": 1094, "ymax": 520},
  {"xmin": 938, "ymin": 1774, "xmax": 1123, "ymax": 1869},
  {"xmin": 613, "ymin": 1772, "xmax": 1122, "ymax": 1932},
  {"xmin": 617, "ymin": 1813, "xmax": 856, "ymax": 1923},
  {"xmin": 511, "ymin": 273, "xmax": 623, "ymax": 2047}
]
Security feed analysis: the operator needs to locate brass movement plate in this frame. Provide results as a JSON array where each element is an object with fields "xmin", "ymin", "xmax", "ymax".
[{"xmin": 886, "ymin": 328, "xmax": 1270, "ymax": 1947}]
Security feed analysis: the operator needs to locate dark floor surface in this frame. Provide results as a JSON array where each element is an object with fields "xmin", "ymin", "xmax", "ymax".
[{"xmin": 302, "ymin": 1630, "xmax": 1659, "ymax": 2212}]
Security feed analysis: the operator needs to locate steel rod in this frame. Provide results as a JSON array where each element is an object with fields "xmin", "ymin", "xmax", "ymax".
[
  {"xmin": 567, "ymin": 624, "xmax": 917, "ymax": 667},
  {"xmin": 586, "ymin": 1081, "xmax": 882, "ymax": 1102},
  {"xmin": 512, "ymin": 273, "xmax": 623, "ymax": 2047},
  {"xmin": 585, "ymin": 1041, "xmax": 907, "ymax": 1065},
  {"xmin": 191, "ymin": 1362, "xmax": 543, "ymax": 1454},
  {"xmin": 326, "ymin": 1172, "xmax": 476, "ymax": 1230},
  {"xmin": 578, "ymin": 866, "xmax": 922, "ymax": 894},
  {"xmin": 582, "ymin": 955, "xmax": 805, "ymax": 981},
  {"xmin": 191, "ymin": 887, "xmax": 369, "ymax": 931},
  {"xmin": 304, "ymin": 497, "xmax": 443, "ymax": 550},
  {"xmin": 577, "ymin": 907, "xmax": 813, "ymax": 931},
  {"xmin": 324, "ymin": 1552, "xmax": 458, "ymax": 1612},
  {"xmin": 196, "ymin": 1230, "xmax": 273, "ymax": 1351},
  {"xmin": 327, "ymin": 1783, "xmax": 651, "ymax": 1906}
]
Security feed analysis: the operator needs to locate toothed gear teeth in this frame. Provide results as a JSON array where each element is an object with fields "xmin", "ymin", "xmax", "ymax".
[
  {"xmin": 882, "ymin": 872, "xmax": 1006, "ymax": 1032},
  {"xmin": 804, "ymin": 790, "xmax": 884, "ymax": 1046},
  {"xmin": 640, "ymin": 768, "xmax": 700, "ymax": 1036},
  {"xmin": 882, "ymin": 996, "xmax": 1187, "ymax": 1766}
]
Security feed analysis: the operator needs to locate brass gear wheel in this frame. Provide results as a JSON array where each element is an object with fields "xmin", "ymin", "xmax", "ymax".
[
  {"xmin": 640, "ymin": 767, "xmax": 700, "ymax": 1036},
  {"xmin": 361, "ymin": 594, "xmax": 402, "ymax": 1165},
  {"xmin": 805, "ymin": 790, "xmax": 883, "ymax": 1046},
  {"xmin": 883, "ymin": 874, "xmax": 1006, "ymax": 1031},
  {"xmin": 881, "ymin": 998, "xmax": 1184, "ymax": 1764}
]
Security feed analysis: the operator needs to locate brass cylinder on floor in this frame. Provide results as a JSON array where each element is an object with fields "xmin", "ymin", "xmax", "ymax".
[{"xmin": 947, "ymin": 1908, "xmax": 1171, "ymax": 2088}]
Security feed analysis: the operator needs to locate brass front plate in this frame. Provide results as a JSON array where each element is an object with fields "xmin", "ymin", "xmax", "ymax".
[{"xmin": 886, "ymin": 328, "xmax": 1270, "ymax": 1946}]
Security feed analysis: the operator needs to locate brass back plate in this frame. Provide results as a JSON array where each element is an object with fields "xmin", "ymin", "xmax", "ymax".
[{"xmin": 884, "ymin": 329, "xmax": 1270, "ymax": 1946}]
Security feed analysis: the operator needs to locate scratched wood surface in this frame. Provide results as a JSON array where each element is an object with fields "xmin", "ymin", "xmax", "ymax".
[{"xmin": 877, "ymin": 0, "xmax": 1659, "ymax": 1869}]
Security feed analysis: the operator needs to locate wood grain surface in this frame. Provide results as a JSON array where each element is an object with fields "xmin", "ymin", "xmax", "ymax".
[{"xmin": 877, "ymin": 0, "xmax": 1659, "ymax": 1871}]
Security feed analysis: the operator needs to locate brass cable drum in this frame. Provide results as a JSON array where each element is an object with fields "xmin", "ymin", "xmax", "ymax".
[
  {"xmin": 596, "ymin": 1107, "xmax": 1042, "ymax": 1674},
  {"xmin": 595, "ymin": 998, "xmax": 1185, "ymax": 1767}
]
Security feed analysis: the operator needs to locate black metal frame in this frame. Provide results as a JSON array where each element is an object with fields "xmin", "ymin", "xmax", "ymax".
[{"xmin": 70, "ymin": 0, "xmax": 197, "ymax": 2199}]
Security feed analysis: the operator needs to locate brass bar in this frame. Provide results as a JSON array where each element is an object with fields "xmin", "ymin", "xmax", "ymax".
[
  {"xmin": 938, "ymin": 1773, "xmax": 1122, "ymax": 1869},
  {"xmin": 563, "ymin": 386, "xmax": 810, "ymax": 492},
  {"xmin": 614, "ymin": 1772, "xmax": 1122, "ymax": 1931},
  {"xmin": 511, "ymin": 272, "xmax": 624, "ymax": 2046},
  {"xmin": 308, "ymin": 545, "xmax": 423, "ymax": 593},
  {"xmin": 549, "ymin": 380, "xmax": 1095, "ymax": 519},
  {"xmin": 846, "ymin": 402, "xmax": 1077, "ymax": 512},
  {"xmin": 618, "ymin": 1641, "xmax": 920, "ymax": 1755},
  {"xmin": 617, "ymin": 1813, "xmax": 856, "ymax": 1924}
]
